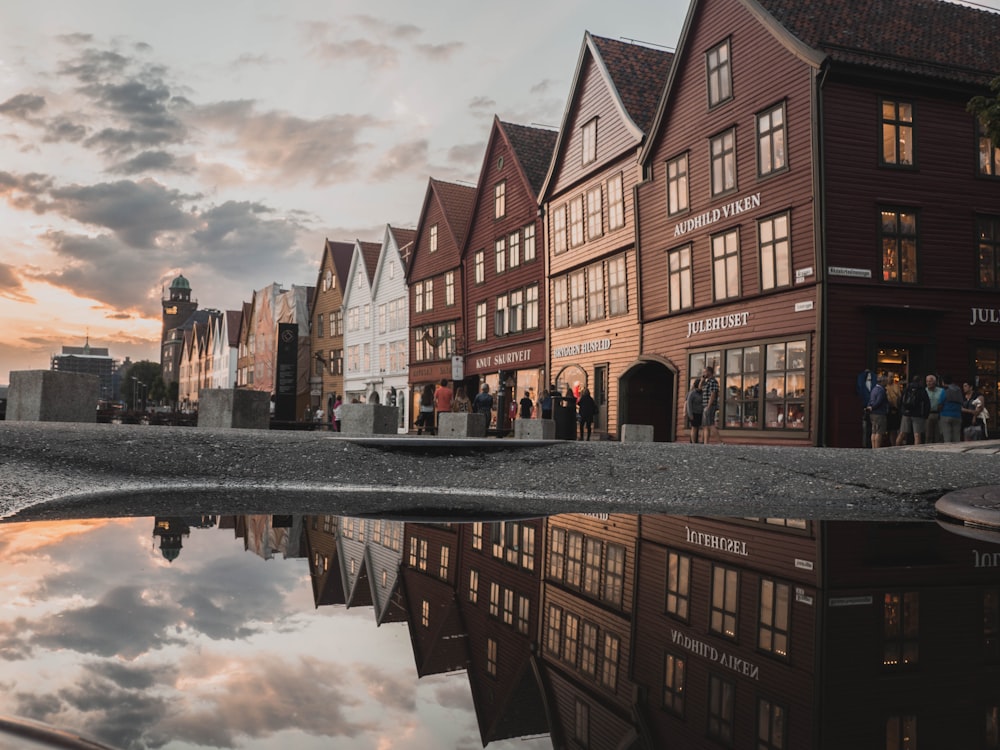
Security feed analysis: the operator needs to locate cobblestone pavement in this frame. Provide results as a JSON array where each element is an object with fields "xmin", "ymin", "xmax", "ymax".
[{"xmin": 1, "ymin": 421, "xmax": 998, "ymax": 523}]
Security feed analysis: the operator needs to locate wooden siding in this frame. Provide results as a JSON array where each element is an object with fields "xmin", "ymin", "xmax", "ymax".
[{"xmin": 311, "ymin": 249, "xmax": 348, "ymax": 403}]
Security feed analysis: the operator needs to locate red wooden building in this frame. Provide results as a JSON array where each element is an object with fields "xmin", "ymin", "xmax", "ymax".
[{"xmin": 635, "ymin": 0, "xmax": 1000, "ymax": 446}]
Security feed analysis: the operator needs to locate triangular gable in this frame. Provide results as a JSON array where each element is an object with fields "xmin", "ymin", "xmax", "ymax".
[
  {"xmin": 539, "ymin": 31, "xmax": 674, "ymax": 201},
  {"xmin": 406, "ymin": 178, "xmax": 476, "ymax": 283},
  {"xmin": 371, "ymin": 223, "xmax": 416, "ymax": 293},
  {"xmin": 309, "ymin": 238, "xmax": 354, "ymax": 318}
]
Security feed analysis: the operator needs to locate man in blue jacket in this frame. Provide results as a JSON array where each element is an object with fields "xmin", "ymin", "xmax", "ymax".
[{"xmin": 865, "ymin": 374, "xmax": 889, "ymax": 448}]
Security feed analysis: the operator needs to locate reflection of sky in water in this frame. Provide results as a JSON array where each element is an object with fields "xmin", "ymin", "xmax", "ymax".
[{"xmin": 0, "ymin": 518, "xmax": 547, "ymax": 750}]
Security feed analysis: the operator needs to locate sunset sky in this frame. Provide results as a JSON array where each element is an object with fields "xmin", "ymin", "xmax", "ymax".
[{"xmin": 2, "ymin": 0, "xmax": 998, "ymax": 385}]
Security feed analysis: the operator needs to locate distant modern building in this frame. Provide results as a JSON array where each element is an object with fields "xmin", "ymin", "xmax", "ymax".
[{"xmin": 50, "ymin": 336, "xmax": 119, "ymax": 401}]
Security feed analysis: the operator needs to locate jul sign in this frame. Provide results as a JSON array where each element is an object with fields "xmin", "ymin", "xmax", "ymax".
[{"xmin": 970, "ymin": 307, "xmax": 1000, "ymax": 326}]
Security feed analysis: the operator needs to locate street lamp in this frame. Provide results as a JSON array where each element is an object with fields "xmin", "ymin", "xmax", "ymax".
[{"xmin": 131, "ymin": 376, "xmax": 137, "ymax": 412}]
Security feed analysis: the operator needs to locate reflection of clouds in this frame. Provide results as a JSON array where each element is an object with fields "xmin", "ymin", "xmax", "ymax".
[{"xmin": 357, "ymin": 665, "xmax": 417, "ymax": 711}]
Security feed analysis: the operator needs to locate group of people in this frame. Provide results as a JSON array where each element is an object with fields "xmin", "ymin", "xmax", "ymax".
[
  {"xmin": 864, "ymin": 372, "xmax": 991, "ymax": 447},
  {"xmin": 683, "ymin": 365, "xmax": 723, "ymax": 444}
]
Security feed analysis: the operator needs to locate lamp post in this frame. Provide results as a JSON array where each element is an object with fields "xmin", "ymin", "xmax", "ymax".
[{"xmin": 131, "ymin": 376, "xmax": 137, "ymax": 413}]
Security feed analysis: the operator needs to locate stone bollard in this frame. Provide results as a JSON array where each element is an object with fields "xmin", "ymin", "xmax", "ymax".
[
  {"xmin": 199, "ymin": 389, "xmax": 270, "ymax": 429},
  {"xmin": 341, "ymin": 403, "xmax": 399, "ymax": 435},
  {"xmin": 514, "ymin": 419, "xmax": 556, "ymax": 439},
  {"xmin": 620, "ymin": 423, "xmax": 655, "ymax": 443},
  {"xmin": 437, "ymin": 412, "xmax": 488, "ymax": 438},
  {"xmin": 7, "ymin": 370, "xmax": 99, "ymax": 423}
]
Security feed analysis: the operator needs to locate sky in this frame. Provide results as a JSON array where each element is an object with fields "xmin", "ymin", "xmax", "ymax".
[
  {"xmin": 0, "ymin": 0, "xmax": 688, "ymax": 384},
  {"xmin": 3, "ymin": 1, "xmax": 1000, "ymax": 386}
]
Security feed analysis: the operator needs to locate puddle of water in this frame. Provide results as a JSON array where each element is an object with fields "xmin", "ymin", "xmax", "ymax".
[{"xmin": 0, "ymin": 513, "xmax": 997, "ymax": 749}]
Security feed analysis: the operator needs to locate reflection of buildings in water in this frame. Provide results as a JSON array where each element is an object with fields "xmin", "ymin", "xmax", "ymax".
[
  {"xmin": 151, "ymin": 515, "xmax": 217, "ymax": 562},
  {"xmin": 228, "ymin": 514, "xmax": 305, "ymax": 561}
]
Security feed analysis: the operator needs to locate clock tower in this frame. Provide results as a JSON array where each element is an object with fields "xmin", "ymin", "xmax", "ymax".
[{"xmin": 160, "ymin": 274, "xmax": 198, "ymax": 385}]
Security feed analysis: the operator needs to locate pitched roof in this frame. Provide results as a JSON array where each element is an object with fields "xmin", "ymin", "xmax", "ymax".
[
  {"xmin": 501, "ymin": 121, "xmax": 558, "ymax": 197},
  {"xmin": 359, "ymin": 240, "xmax": 381, "ymax": 281},
  {"xmin": 755, "ymin": 0, "xmax": 1000, "ymax": 86},
  {"xmin": 326, "ymin": 239, "xmax": 356, "ymax": 290},
  {"xmin": 431, "ymin": 178, "xmax": 476, "ymax": 250},
  {"xmin": 590, "ymin": 35, "xmax": 674, "ymax": 133},
  {"xmin": 226, "ymin": 310, "xmax": 242, "ymax": 348},
  {"xmin": 390, "ymin": 226, "xmax": 416, "ymax": 251}
]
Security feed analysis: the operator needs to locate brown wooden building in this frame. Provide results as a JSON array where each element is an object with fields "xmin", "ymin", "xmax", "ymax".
[
  {"xmin": 406, "ymin": 179, "xmax": 476, "ymax": 427},
  {"xmin": 635, "ymin": 0, "xmax": 1000, "ymax": 446},
  {"xmin": 308, "ymin": 239, "xmax": 354, "ymax": 415},
  {"xmin": 461, "ymin": 118, "xmax": 556, "ymax": 432},
  {"xmin": 540, "ymin": 33, "xmax": 674, "ymax": 440}
]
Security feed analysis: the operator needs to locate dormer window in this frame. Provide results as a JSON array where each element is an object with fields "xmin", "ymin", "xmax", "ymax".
[{"xmin": 582, "ymin": 118, "xmax": 597, "ymax": 166}]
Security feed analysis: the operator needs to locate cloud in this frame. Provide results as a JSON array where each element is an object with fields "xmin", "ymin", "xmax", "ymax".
[
  {"xmin": 469, "ymin": 96, "xmax": 496, "ymax": 114},
  {"xmin": 358, "ymin": 667, "xmax": 417, "ymax": 711},
  {"xmin": 0, "ymin": 93, "xmax": 46, "ymax": 120},
  {"xmin": 372, "ymin": 139, "xmax": 429, "ymax": 181},
  {"xmin": 43, "ymin": 116, "xmax": 88, "ymax": 143},
  {"xmin": 107, "ymin": 150, "xmax": 191, "ymax": 176},
  {"xmin": 350, "ymin": 15, "xmax": 422, "ymax": 40},
  {"xmin": 414, "ymin": 41, "xmax": 464, "ymax": 62},
  {"xmin": 0, "ymin": 263, "xmax": 34, "ymax": 302},
  {"xmin": 312, "ymin": 38, "xmax": 400, "ymax": 69},
  {"xmin": 530, "ymin": 78, "xmax": 556, "ymax": 95},
  {"xmin": 447, "ymin": 142, "xmax": 483, "ymax": 167}
]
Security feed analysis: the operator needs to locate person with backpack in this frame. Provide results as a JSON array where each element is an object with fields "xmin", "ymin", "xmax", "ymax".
[{"xmin": 895, "ymin": 374, "xmax": 930, "ymax": 445}]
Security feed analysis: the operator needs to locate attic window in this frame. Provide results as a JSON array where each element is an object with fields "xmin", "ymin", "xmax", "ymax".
[
  {"xmin": 707, "ymin": 39, "xmax": 732, "ymax": 108},
  {"xmin": 430, "ymin": 224, "xmax": 438, "ymax": 252},
  {"xmin": 323, "ymin": 269, "xmax": 333, "ymax": 291},
  {"xmin": 582, "ymin": 118, "xmax": 597, "ymax": 166}
]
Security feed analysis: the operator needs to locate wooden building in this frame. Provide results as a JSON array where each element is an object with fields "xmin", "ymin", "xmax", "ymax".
[
  {"xmin": 461, "ymin": 118, "xmax": 557, "ymax": 432},
  {"xmin": 540, "ymin": 33, "xmax": 674, "ymax": 439},
  {"xmin": 635, "ymin": 0, "xmax": 1000, "ymax": 446},
  {"xmin": 307, "ymin": 240, "xmax": 354, "ymax": 416},
  {"xmin": 341, "ymin": 239, "xmax": 383, "ymax": 405},
  {"xmin": 406, "ymin": 179, "xmax": 476, "ymax": 428}
]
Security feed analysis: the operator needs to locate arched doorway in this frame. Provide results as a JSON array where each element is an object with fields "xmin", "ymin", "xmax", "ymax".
[{"xmin": 620, "ymin": 360, "xmax": 675, "ymax": 441}]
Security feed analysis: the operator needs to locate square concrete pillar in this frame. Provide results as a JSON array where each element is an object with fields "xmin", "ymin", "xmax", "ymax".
[
  {"xmin": 620, "ymin": 423, "xmax": 655, "ymax": 443},
  {"xmin": 7, "ymin": 370, "xmax": 99, "ymax": 423},
  {"xmin": 437, "ymin": 412, "xmax": 488, "ymax": 438},
  {"xmin": 199, "ymin": 389, "xmax": 271, "ymax": 429},
  {"xmin": 341, "ymin": 403, "xmax": 399, "ymax": 435},
  {"xmin": 514, "ymin": 418, "xmax": 555, "ymax": 440}
]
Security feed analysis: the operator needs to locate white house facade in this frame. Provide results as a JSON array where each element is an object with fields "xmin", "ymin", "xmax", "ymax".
[
  {"xmin": 371, "ymin": 224, "xmax": 415, "ymax": 432},
  {"xmin": 342, "ymin": 239, "xmax": 382, "ymax": 405}
]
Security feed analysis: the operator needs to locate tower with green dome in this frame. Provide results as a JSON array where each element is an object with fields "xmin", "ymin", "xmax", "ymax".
[{"xmin": 161, "ymin": 274, "xmax": 199, "ymax": 386}]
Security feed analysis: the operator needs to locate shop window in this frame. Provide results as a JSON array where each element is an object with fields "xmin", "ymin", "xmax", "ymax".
[
  {"xmin": 710, "ymin": 564, "xmax": 739, "ymax": 638},
  {"xmin": 758, "ymin": 698, "xmax": 786, "ymax": 750},
  {"xmin": 663, "ymin": 652, "xmax": 686, "ymax": 715},
  {"xmin": 881, "ymin": 99, "xmax": 914, "ymax": 167},
  {"xmin": 978, "ymin": 216, "xmax": 1000, "ymax": 288},
  {"xmin": 712, "ymin": 228, "xmax": 741, "ymax": 300},
  {"xmin": 706, "ymin": 39, "xmax": 732, "ymax": 108},
  {"xmin": 759, "ymin": 579, "xmax": 790, "ymax": 658},
  {"xmin": 668, "ymin": 245, "xmax": 693, "ymax": 312},
  {"xmin": 764, "ymin": 340, "xmax": 807, "ymax": 429},
  {"xmin": 978, "ymin": 119, "xmax": 1000, "ymax": 176},
  {"xmin": 757, "ymin": 102, "xmax": 787, "ymax": 177},
  {"xmin": 711, "ymin": 128, "xmax": 737, "ymax": 196},
  {"xmin": 885, "ymin": 715, "xmax": 917, "ymax": 750},
  {"xmin": 759, "ymin": 213, "xmax": 791, "ymax": 290},
  {"xmin": 883, "ymin": 591, "xmax": 919, "ymax": 667},
  {"xmin": 880, "ymin": 208, "xmax": 918, "ymax": 283},
  {"xmin": 667, "ymin": 153, "xmax": 689, "ymax": 216},
  {"xmin": 724, "ymin": 345, "xmax": 761, "ymax": 428},
  {"xmin": 666, "ymin": 550, "xmax": 691, "ymax": 620}
]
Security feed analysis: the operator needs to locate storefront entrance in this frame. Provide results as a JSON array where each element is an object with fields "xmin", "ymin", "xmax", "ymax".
[{"xmin": 620, "ymin": 360, "xmax": 675, "ymax": 442}]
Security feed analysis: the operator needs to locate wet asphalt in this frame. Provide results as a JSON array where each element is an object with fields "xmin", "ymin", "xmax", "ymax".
[{"xmin": 2, "ymin": 421, "xmax": 999, "ymax": 523}]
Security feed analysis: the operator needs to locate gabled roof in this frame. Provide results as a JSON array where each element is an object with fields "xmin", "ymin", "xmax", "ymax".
[
  {"xmin": 226, "ymin": 310, "xmax": 242, "ymax": 348},
  {"xmin": 326, "ymin": 239, "xmax": 356, "ymax": 290},
  {"xmin": 501, "ymin": 120, "xmax": 558, "ymax": 197},
  {"xmin": 359, "ymin": 241, "xmax": 381, "ymax": 282},
  {"xmin": 539, "ymin": 32, "xmax": 674, "ymax": 201},
  {"xmin": 753, "ymin": 0, "xmax": 1000, "ymax": 87},
  {"xmin": 389, "ymin": 225, "xmax": 416, "ymax": 266},
  {"xmin": 407, "ymin": 178, "xmax": 476, "ymax": 282}
]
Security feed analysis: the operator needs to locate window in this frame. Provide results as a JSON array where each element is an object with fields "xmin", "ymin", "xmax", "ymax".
[
  {"xmin": 601, "ymin": 633, "xmax": 620, "ymax": 690},
  {"xmin": 668, "ymin": 245, "xmax": 693, "ymax": 312},
  {"xmin": 414, "ymin": 283, "xmax": 424, "ymax": 314},
  {"xmin": 570, "ymin": 270, "xmax": 587, "ymax": 326},
  {"xmin": 608, "ymin": 256, "xmax": 628, "ymax": 316},
  {"xmin": 581, "ymin": 622, "xmax": 598, "ymax": 676},
  {"xmin": 378, "ymin": 304, "xmax": 386, "ymax": 334},
  {"xmin": 317, "ymin": 313, "xmax": 324, "ymax": 338},
  {"xmin": 423, "ymin": 279, "xmax": 434, "ymax": 311},
  {"xmin": 886, "ymin": 715, "xmax": 917, "ymax": 750},
  {"xmin": 490, "ymin": 581, "xmax": 500, "ymax": 617},
  {"xmin": 979, "ymin": 119, "xmax": 1000, "ymax": 176},
  {"xmin": 583, "ymin": 539, "xmax": 602, "ymax": 597},
  {"xmin": 587, "ymin": 264, "xmax": 605, "ymax": 321},
  {"xmin": 883, "ymin": 591, "xmax": 919, "ymax": 666},
  {"xmin": 439, "ymin": 544, "xmax": 450, "ymax": 580},
  {"xmin": 566, "ymin": 531, "xmax": 584, "ymax": 587},
  {"xmin": 495, "ymin": 181, "xmax": 506, "ymax": 219},
  {"xmin": 582, "ymin": 118, "xmax": 597, "ymax": 165},
  {"xmin": 476, "ymin": 302, "xmax": 487, "ymax": 341},
  {"xmin": 606, "ymin": 173, "xmax": 625, "ymax": 230},
  {"xmin": 363, "ymin": 303, "xmax": 370, "ymax": 330},
  {"xmin": 550, "ymin": 528, "xmax": 566, "ymax": 579},
  {"xmin": 604, "ymin": 544, "xmax": 625, "ymax": 607},
  {"xmin": 468, "ymin": 569, "xmax": 478, "ymax": 602},
  {"xmin": 759, "ymin": 579, "xmax": 790, "ymax": 658},
  {"xmin": 986, "ymin": 588, "xmax": 1000, "ymax": 663},
  {"xmin": 509, "ymin": 231, "xmax": 520, "ymax": 268},
  {"xmin": 472, "ymin": 522, "xmax": 483, "ymax": 550},
  {"xmin": 314, "ymin": 351, "xmax": 324, "ymax": 376},
  {"xmin": 525, "ymin": 284, "xmax": 539, "ymax": 330},
  {"xmin": 881, "ymin": 99, "xmax": 914, "ymax": 166},
  {"xmin": 546, "ymin": 604, "xmax": 562, "ymax": 654},
  {"xmin": 429, "ymin": 224, "xmax": 438, "ymax": 252},
  {"xmin": 495, "ymin": 238, "xmax": 506, "ymax": 274},
  {"xmin": 663, "ymin": 652, "xmax": 686, "ymax": 715},
  {"xmin": 509, "ymin": 289, "xmax": 523, "ymax": 334},
  {"xmin": 553, "ymin": 205, "xmax": 568, "ymax": 254},
  {"xmin": 764, "ymin": 340, "xmax": 806, "ymax": 429},
  {"xmin": 758, "ymin": 698, "xmax": 786, "ymax": 750},
  {"xmin": 979, "ymin": 216, "xmax": 1000, "ymax": 288},
  {"xmin": 563, "ymin": 613, "xmax": 580, "ymax": 664},
  {"xmin": 708, "ymin": 675, "xmax": 735, "ymax": 744},
  {"xmin": 421, "ymin": 600, "xmax": 429, "ymax": 627},
  {"xmin": 523, "ymin": 224, "xmax": 536, "ymax": 261},
  {"xmin": 487, "ymin": 638, "xmax": 498, "ymax": 677},
  {"xmin": 707, "ymin": 39, "xmax": 732, "ymax": 106},
  {"xmin": 666, "ymin": 550, "xmax": 691, "ymax": 620},
  {"xmin": 521, "ymin": 526, "xmax": 536, "ymax": 572},
  {"xmin": 503, "ymin": 587, "xmax": 515, "ymax": 626},
  {"xmin": 330, "ymin": 311, "xmax": 342, "ymax": 336},
  {"xmin": 569, "ymin": 196, "xmax": 585, "ymax": 248},
  {"xmin": 575, "ymin": 700, "xmax": 590, "ymax": 747},
  {"xmin": 553, "ymin": 276, "xmax": 569, "ymax": 329},
  {"xmin": 495, "ymin": 295, "xmax": 508, "ymax": 337},
  {"xmin": 710, "ymin": 564, "xmax": 739, "ymax": 638},
  {"xmin": 757, "ymin": 102, "xmax": 787, "ymax": 176},
  {"xmin": 517, "ymin": 596, "xmax": 530, "ymax": 635},
  {"xmin": 667, "ymin": 153, "xmax": 689, "ymax": 216},
  {"xmin": 711, "ymin": 128, "xmax": 737, "ymax": 196},
  {"xmin": 474, "ymin": 249, "xmax": 485, "ymax": 284},
  {"xmin": 712, "ymin": 228, "xmax": 741, "ymax": 301},
  {"xmin": 759, "ymin": 213, "xmax": 791, "ymax": 290},
  {"xmin": 881, "ymin": 208, "xmax": 918, "ymax": 283},
  {"xmin": 586, "ymin": 186, "xmax": 603, "ymax": 240}
]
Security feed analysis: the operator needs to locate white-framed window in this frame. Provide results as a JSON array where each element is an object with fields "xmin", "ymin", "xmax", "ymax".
[
  {"xmin": 495, "ymin": 295, "xmax": 509, "ymax": 336},
  {"xmin": 569, "ymin": 196, "xmax": 585, "ymax": 248},
  {"xmin": 362, "ymin": 303, "xmax": 370, "ymax": 330},
  {"xmin": 414, "ymin": 283, "xmax": 424, "ymax": 313},
  {"xmin": 608, "ymin": 255, "xmax": 628, "ymax": 316},
  {"xmin": 706, "ymin": 39, "xmax": 732, "ymax": 107},
  {"xmin": 495, "ymin": 238, "xmax": 506, "ymax": 274},
  {"xmin": 711, "ymin": 128, "xmax": 737, "ymax": 197},
  {"xmin": 607, "ymin": 173, "xmax": 624, "ymax": 230},
  {"xmin": 553, "ymin": 276, "xmax": 568, "ymax": 329},
  {"xmin": 495, "ymin": 181, "xmax": 506, "ymax": 219},
  {"xmin": 587, "ymin": 185, "xmax": 603, "ymax": 240},
  {"xmin": 712, "ymin": 229, "xmax": 741, "ymax": 301},
  {"xmin": 570, "ymin": 269, "xmax": 587, "ymax": 326},
  {"xmin": 668, "ymin": 245, "xmax": 693, "ymax": 312},
  {"xmin": 757, "ymin": 102, "xmax": 787, "ymax": 177},
  {"xmin": 553, "ymin": 205, "xmax": 568, "ymax": 254},
  {"xmin": 525, "ymin": 284, "xmax": 539, "ymax": 330},
  {"xmin": 476, "ymin": 301, "xmax": 487, "ymax": 341},
  {"xmin": 523, "ymin": 223, "xmax": 536, "ymax": 261},
  {"xmin": 667, "ymin": 153, "xmax": 689, "ymax": 215},
  {"xmin": 475, "ymin": 249, "xmax": 485, "ymax": 284},
  {"xmin": 509, "ymin": 231, "xmax": 520, "ymax": 268},
  {"xmin": 759, "ymin": 212, "xmax": 791, "ymax": 290},
  {"xmin": 429, "ymin": 223, "xmax": 438, "ymax": 252},
  {"xmin": 423, "ymin": 279, "xmax": 434, "ymax": 311},
  {"xmin": 509, "ymin": 289, "xmax": 523, "ymax": 334},
  {"xmin": 445, "ymin": 271, "xmax": 455, "ymax": 306},
  {"xmin": 582, "ymin": 117, "xmax": 597, "ymax": 165},
  {"xmin": 378, "ymin": 304, "xmax": 386, "ymax": 334},
  {"xmin": 587, "ymin": 264, "xmax": 605, "ymax": 321}
]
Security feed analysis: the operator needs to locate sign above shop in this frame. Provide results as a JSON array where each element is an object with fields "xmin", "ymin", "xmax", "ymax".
[
  {"xmin": 828, "ymin": 266, "xmax": 872, "ymax": 278},
  {"xmin": 670, "ymin": 629, "xmax": 760, "ymax": 680},
  {"xmin": 553, "ymin": 338, "xmax": 612, "ymax": 359},
  {"xmin": 684, "ymin": 525, "xmax": 748, "ymax": 556},
  {"xmin": 686, "ymin": 311, "xmax": 750, "ymax": 339},
  {"xmin": 970, "ymin": 308, "xmax": 1000, "ymax": 326},
  {"xmin": 473, "ymin": 348, "xmax": 534, "ymax": 371},
  {"xmin": 672, "ymin": 192, "xmax": 762, "ymax": 238}
]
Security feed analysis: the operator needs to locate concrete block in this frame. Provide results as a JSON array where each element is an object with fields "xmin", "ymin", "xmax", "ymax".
[
  {"xmin": 438, "ymin": 412, "xmax": 488, "ymax": 438},
  {"xmin": 341, "ymin": 403, "xmax": 399, "ymax": 435},
  {"xmin": 7, "ymin": 370, "xmax": 99, "ymax": 423},
  {"xmin": 199, "ymin": 389, "xmax": 271, "ymax": 430},
  {"xmin": 620, "ymin": 423, "xmax": 655, "ymax": 443},
  {"xmin": 514, "ymin": 418, "xmax": 555, "ymax": 440}
]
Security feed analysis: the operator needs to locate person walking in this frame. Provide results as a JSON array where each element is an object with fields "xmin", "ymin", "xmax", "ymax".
[
  {"xmin": 700, "ymin": 366, "xmax": 723, "ymax": 444},
  {"xmin": 452, "ymin": 386, "xmax": 471, "ymax": 413},
  {"xmin": 895, "ymin": 375, "xmax": 930, "ymax": 446},
  {"xmin": 433, "ymin": 378, "xmax": 453, "ymax": 435},
  {"xmin": 939, "ymin": 375, "xmax": 963, "ymax": 443},
  {"xmin": 866, "ymin": 374, "xmax": 889, "ymax": 448},
  {"xmin": 472, "ymin": 383, "xmax": 494, "ymax": 425},
  {"xmin": 577, "ymin": 387, "xmax": 597, "ymax": 440},
  {"xmin": 925, "ymin": 374, "xmax": 944, "ymax": 443},
  {"xmin": 685, "ymin": 377, "xmax": 703, "ymax": 444},
  {"xmin": 417, "ymin": 383, "xmax": 435, "ymax": 436}
]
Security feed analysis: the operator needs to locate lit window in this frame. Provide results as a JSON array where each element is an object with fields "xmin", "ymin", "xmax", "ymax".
[
  {"xmin": 421, "ymin": 600, "xmax": 429, "ymax": 627},
  {"xmin": 439, "ymin": 544, "xmax": 450, "ymax": 580},
  {"xmin": 468, "ymin": 569, "xmax": 478, "ymax": 602},
  {"xmin": 601, "ymin": 633, "xmax": 619, "ymax": 690},
  {"xmin": 525, "ymin": 285, "xmax": 539, "ymax": 330},
  {"xmin": 886, "ymin": 715, "xmax": 917, "ymax": 750},
  {"xmin": 429, "ymin": 224, "xmax": 438, "ymax": 252},
  {"xmin": 712, "ymin": 229, "xmax": 741, "ymax": 300},
  {"xmin": 414, "ymin": 283, "xmax": 424, "ymax": 314},
  {"xmin": 495, "ymin": 238, "xmax": 506, "ymax": 274},
  {"xmin": 880, "ymin": 208, "xmax": 918, "ymax": 284},
  {"xmin": 668, "ymin": 245, "xmax": 693, "ymax": 312},
  {"xmin": 445, "ymin": 272, "xmax": 455, "ymax": 306},
  {"xmin": 881, "ymin": 99, "xmax": 914, "ymax": 166},
  {"xmin": 523, "ymin": 224, "xmax": 536, "ymax": 261},
  {"xmin": 509, "ymin": 289, "xmax": 523, "ymax": 334},
  {"xmin": 517, "ymin": 596, "xmax": 530, "ymax": 634},
  {"xmin": 604, "ymin": 544, "xmax": 625, "ymax": 607},
  {"xmin": 978, "ymin": 119, "xmax": 1000, "ymax": 176},
  {"xmin": 711, "ymin": 128, "xmax": 737, "ymax": 196},
  {"xmin": 582, "ymin": 118, "xmax": 597, "ymax": 165},
  {"xmin": 759, "ymin": 212, "xmax": 791, "ymax": 290},
  {"xmin": 509, "ymin": 231, "xmax": 520, "ymax": 268},
  {"xmin": 474, "ymin": 250, "xmax": 485, "ymax": 284},
  {"xmin": 666, "ymin": 550, "xmax": 691, "ymax": 620},
  {"xmin": 758, "ymin": 579, "xmax": 790, "ymax": 658},
  {"xmin": 663, "ymin": 652, "xmax": 686, "ymax": 715},
  {"xmin": 757, "ymin": 102, "xmax": 787, "ymax": 176},
  {"xmin": 423, "ymin": 279, "xmax": 433, "ymax": 311},
  {"xmin": 563, "ymin": 612, "xmax": 580, "ymax": 664},
  {"xmin": 710, "ymin": 564, "xmax": 738, "ymax": 638},
  {"xmin": 883, "ymin": 591, "xmax": 919, "ymax": 666},
  {"xmin": 495, "ymin": 181, "xmax": 506, "ymax": 219},
  {"xmin": 487, "ymin": 638, "xmax": 497, "ymax": 676},
  {"xmin": 978, "ymin": 216, "xmax": 1000, "ymax": 288},
  {"xmin": 706, "ymin": 39, "xmax": 732, "ymax": 107},
  {"xmin": 476, "ymin": 302, "xmax": 487, "ymax": 341},
  {"xmin": 581, "ymin": 622, "xmax": 598, "ymax": 676},
  {"xmin": 495, "ymin": 295, "xmax": 508, "ymax": 337},
  {"xmin": 667, "ymin": 153, "xmax": 689, "ymax": 215}
]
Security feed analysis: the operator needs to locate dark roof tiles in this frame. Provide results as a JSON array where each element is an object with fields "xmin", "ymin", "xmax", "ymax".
[
  {"xmin": 501, "ymin": 121, "xmax": 558, "ymax": 197},
  {"xmin": 591, "ymin": 35, "xmax": 674, "ymax": 133},
  {"xmin": 359, "ymin": 241, "xmax": 381, "ymax": 281},
  {"xmin": 430, "ymin": 179, "xmax": 476, "ymax": 249}
]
